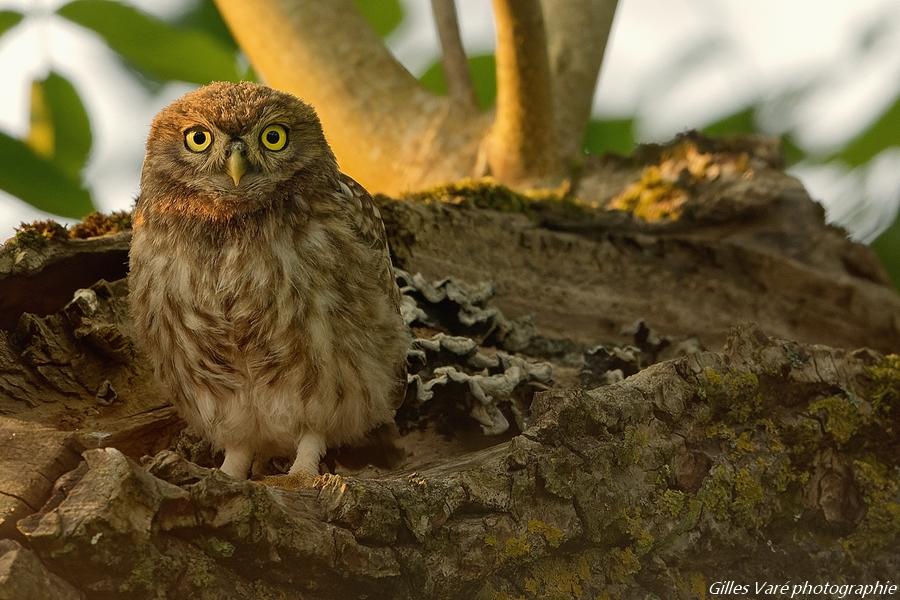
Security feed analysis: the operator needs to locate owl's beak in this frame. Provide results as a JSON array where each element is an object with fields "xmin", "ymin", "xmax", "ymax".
[{"xmin": 227, "ymin": 151, "xmax": 249, "ymax": 186}]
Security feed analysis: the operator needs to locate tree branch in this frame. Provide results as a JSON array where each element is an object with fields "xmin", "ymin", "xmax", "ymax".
[
  {"xmin": 486, "ymin": 0, "xmax": 560, "ymax": 184},
  {"xmin": 430, "ymin": 0, "xmax": 477, "ymax": 110},
  {"xmin": 213, "ymin": 0, "xmax": 484, "ymax": 193},
  {"xmin": 540, "ymin": 0, "xmax": 619, "ymax": 160}
]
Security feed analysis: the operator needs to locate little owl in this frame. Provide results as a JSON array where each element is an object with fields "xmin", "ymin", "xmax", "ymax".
[{"xmin": 129, "ymin": 82, "xmax": 408, "ymax": 481}]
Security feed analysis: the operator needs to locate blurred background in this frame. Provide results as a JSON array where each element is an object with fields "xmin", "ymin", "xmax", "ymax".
[{"xmin": 0, "ymin": 0, "xmax": 898, "ymax": 282}]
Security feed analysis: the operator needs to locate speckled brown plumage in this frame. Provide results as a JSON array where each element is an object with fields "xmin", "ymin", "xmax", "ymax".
[{"xmin": 128, "ymin": 82, "xmax": 408, "ymax": 479}]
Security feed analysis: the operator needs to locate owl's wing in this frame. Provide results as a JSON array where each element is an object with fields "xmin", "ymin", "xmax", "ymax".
[
  {"xmin": 334, "ymin": 173, "xmax": 401, "ymax": 309},
  {"xmin": 334, "ymin": 173, "xmax": 408, "ymax": 408}
]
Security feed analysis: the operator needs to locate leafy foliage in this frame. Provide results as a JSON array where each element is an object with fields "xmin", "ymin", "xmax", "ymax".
[
  {"xmin": 420, "ymin": 54, "xmax": 497, "ymax": 109},
  {"xmin": 28, "ymin": 72, "xmax": 93, "ymax": 179},
  {"xmin": 584, "ymin": 119, "xmax": 635, "ymax": 156},
  {"xmin": 1, "ymin": 71, "xmax": 94, "ymax": 218},
  {"xmin": 703, "ymin": 107, "xmax": 756, "ymax": 137},
  {"xmin": 0, "ymin": 10, "xmax": 23, "ymax": 39},
  {"xmin": 57, "ymin": 0, "xmax": 241, "ymax": 84},
  {"xmin": 354, "ymin": 0, "xmax": 404, "ymax": 38},
  {"xmin": 0, "ymin": 132, "xmax": 94, "ymax": 219},
  {"xmin": 172, "ymin": 0, "xmax": 238, "ymax": 51},
  {"xmin": 873, "ymin": 216, "xmax": 900, "ymax": 288},
  {"xmin": 831, "ymin": 97, "xmax": 900, "ymax": 167}
]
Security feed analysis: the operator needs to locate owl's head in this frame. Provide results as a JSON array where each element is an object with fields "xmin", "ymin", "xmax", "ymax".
[{"xmin": 139, "ymin": 81, "xmax": 337, "ymax": 220}]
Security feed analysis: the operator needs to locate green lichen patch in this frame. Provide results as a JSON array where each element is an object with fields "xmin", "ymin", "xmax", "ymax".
[
  {"xmin": 521, "ymin": 553, "xmax": 594, "ymax": 600},
  {"xmin": 612, "ymin": 424, "xmax": 652, "ymax": 467},
  {"xmin": 659, "ymin": 489, "xmax": 686, "ymax": 519},
  {"xmin": 866, "ymin": 354, "xmax": 899, "ymax": 418},
  {"xmin": 503, "ymin": 534, "xmax": 532, "ymax": 559},
  {"xmin": 842, "ymin": 458, "xmax": 900, "ymax": 561},
  {"xmin": 620, "ymin": 506, "xmax": 655, "ymax": 556},
  {"xmin": 402, "ymin": 178, "xmax": 590, "ymax": 220},
  {"xmin": 798, "ymin": 355, "xmax": 900, "ymax": 451},
  {"xmin": 486, "ymin": 519, "xmax": 568, "ymax": 563},
  {"xmin": 607, "ymin": 140, "xmax": 752, "ymax": 223},
  {"xmin": 606, "ymin": 164, "xmax": 688, "ymax": 222},
  {"xmin": 119, "ymin": 546, "xmax": 180, "ymax": 595},
  {"xmin": 695, "ymin": 421, "xmax": 799, "ymax": 532},
  {"xmin": 602, "ymin": 547, "xmax": 641, "ymax": 584},
  {"xmin": 527, "ymin": 519, "xmax": 565, "ymax": 548},
  {"xmin": 698, "ymin": 367, "xmax": 762, "ymax": 423},
  {"xmin": 198, "ymin": 536, "xmax": 236, "ymax": 559},
  {"xmin": 807, "ymin": 394, "xmax": 867, "ymax": 445}
]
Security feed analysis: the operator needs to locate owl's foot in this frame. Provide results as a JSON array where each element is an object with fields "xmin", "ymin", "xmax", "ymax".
[
  {"xmin": 289, "ymin": 431, "xmax": 326, "ymax": 476},
  {"xmin": 256, "ymin": 472, "xmax": 320, "ymax": 490},
  {"xmin": 220, "ymin": 446, "xmax": 253, "ymax": 479},
  {"xmin": 254, "ymin": 431, "xmax": 327, "ymax": 489}
]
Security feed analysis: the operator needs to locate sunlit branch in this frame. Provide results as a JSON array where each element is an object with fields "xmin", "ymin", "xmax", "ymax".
[{"xmin": 431, "ymin": 0, "xmax": 477, "ymax": 110}]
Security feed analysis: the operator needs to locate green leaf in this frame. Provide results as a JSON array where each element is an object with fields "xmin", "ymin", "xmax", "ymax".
[
  {"xmin": 170, "ymin": 0, "xmax": 237, "ymax": 51},
  {"xmin": 831, "ymin": 96, "xmax": 900, "ymax": 167},
  {"xmin": 354, "ymin": 0, "xmax": 403, "ymax": 38},
  {"xmin": 0, "ymin": 132, "xmax": 94, "ymax": 219},
  {"xmin": 872, "ymin": 214, "xmax": 900, "ymax": 290},
  {"xmin": 583, "ymin": 118, "xmax": 634, "ymax": 156},
  {"xmin": 420, "ymin": 54, "xmax": 497, "ymax": 109},
  {"xmin": 57, "ymin": 0, "xmax": 240, "ymax": 84},
  {"xmin": 0, "ymin": 10, "xmax": 23, "ymax": 40},
  {"xmin": 28, "ymin": 73, "xmax": 93, "ymax": 178},
  {"xmin": 702, "ymin": 107, "xmax": 757, "ymax": 137},
  {"xmin": 779, "ymin": 133, "xmax": 806, "ymax": 166}
]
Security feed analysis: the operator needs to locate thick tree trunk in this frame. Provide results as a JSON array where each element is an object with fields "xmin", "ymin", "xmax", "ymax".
[
  {"xmin": 486, "ymin": 0, "xmax": 561, "ymax": 184},
  {"xmin": 1, "ymin": 135, "xmax": 898, "ymax": 599},
  {"xmin": 541, "ymin": 0, "xmax": 619, "ymax": 160},
  {"xmin": 213, "ymin": 0, "xmax": 488, "ymax": 194},
  {"xmin": 211, "ymin": 1, "xmax": 616, "ymax": 193}
]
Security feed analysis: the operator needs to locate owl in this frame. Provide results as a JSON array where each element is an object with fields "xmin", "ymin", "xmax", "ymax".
[{"xmin": 128, "ymin": 82, "xmax": 409, "ymax": 482}]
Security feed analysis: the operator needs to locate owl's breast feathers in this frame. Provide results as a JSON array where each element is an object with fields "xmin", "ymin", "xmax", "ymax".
[{"xmin": 128, "ymin": 174, "xmax": 409, "ymax": 446}]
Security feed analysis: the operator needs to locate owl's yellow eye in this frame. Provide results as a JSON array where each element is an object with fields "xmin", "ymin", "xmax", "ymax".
[
  {"xmin": 261, "ymin": 124, "xmax": 288, "ymax": 151},
  {"xmin": 184, "ymin": 128, "xmax": 212, "ymax": 152}
]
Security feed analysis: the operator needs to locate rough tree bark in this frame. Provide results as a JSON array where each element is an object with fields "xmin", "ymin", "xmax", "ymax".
[
  {"xmin": 0, "ymin": 135, "xmax": 898, "ymax": 599},
  {"xmin": 211, "ymin": 0, "xmax": 616, "ymax": 192}
]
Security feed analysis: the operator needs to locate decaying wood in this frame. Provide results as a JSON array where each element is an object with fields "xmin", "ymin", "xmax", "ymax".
[
  {"xmin": 0, "ymin": 135, "xmax": 897, "ymax": 598},
  {"xmin": 0, "ymin": 539, "xmax": 82, "ymax": 600},
  {"xmin": 0, "ymin": 232, "xmax": 128, "ymax": 330},
  {"xmin": 0, "ymin": 419, "xmax": 81, "ymax": 541},
  {"xmin": 9, "ymin": 326, "xmax": 900, "ymax": 599}
]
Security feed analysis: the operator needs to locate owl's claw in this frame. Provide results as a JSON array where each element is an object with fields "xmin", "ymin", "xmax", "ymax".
[{"xmin": 256, "ymin": 472, "xmax": 321, "ymax": 490}]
